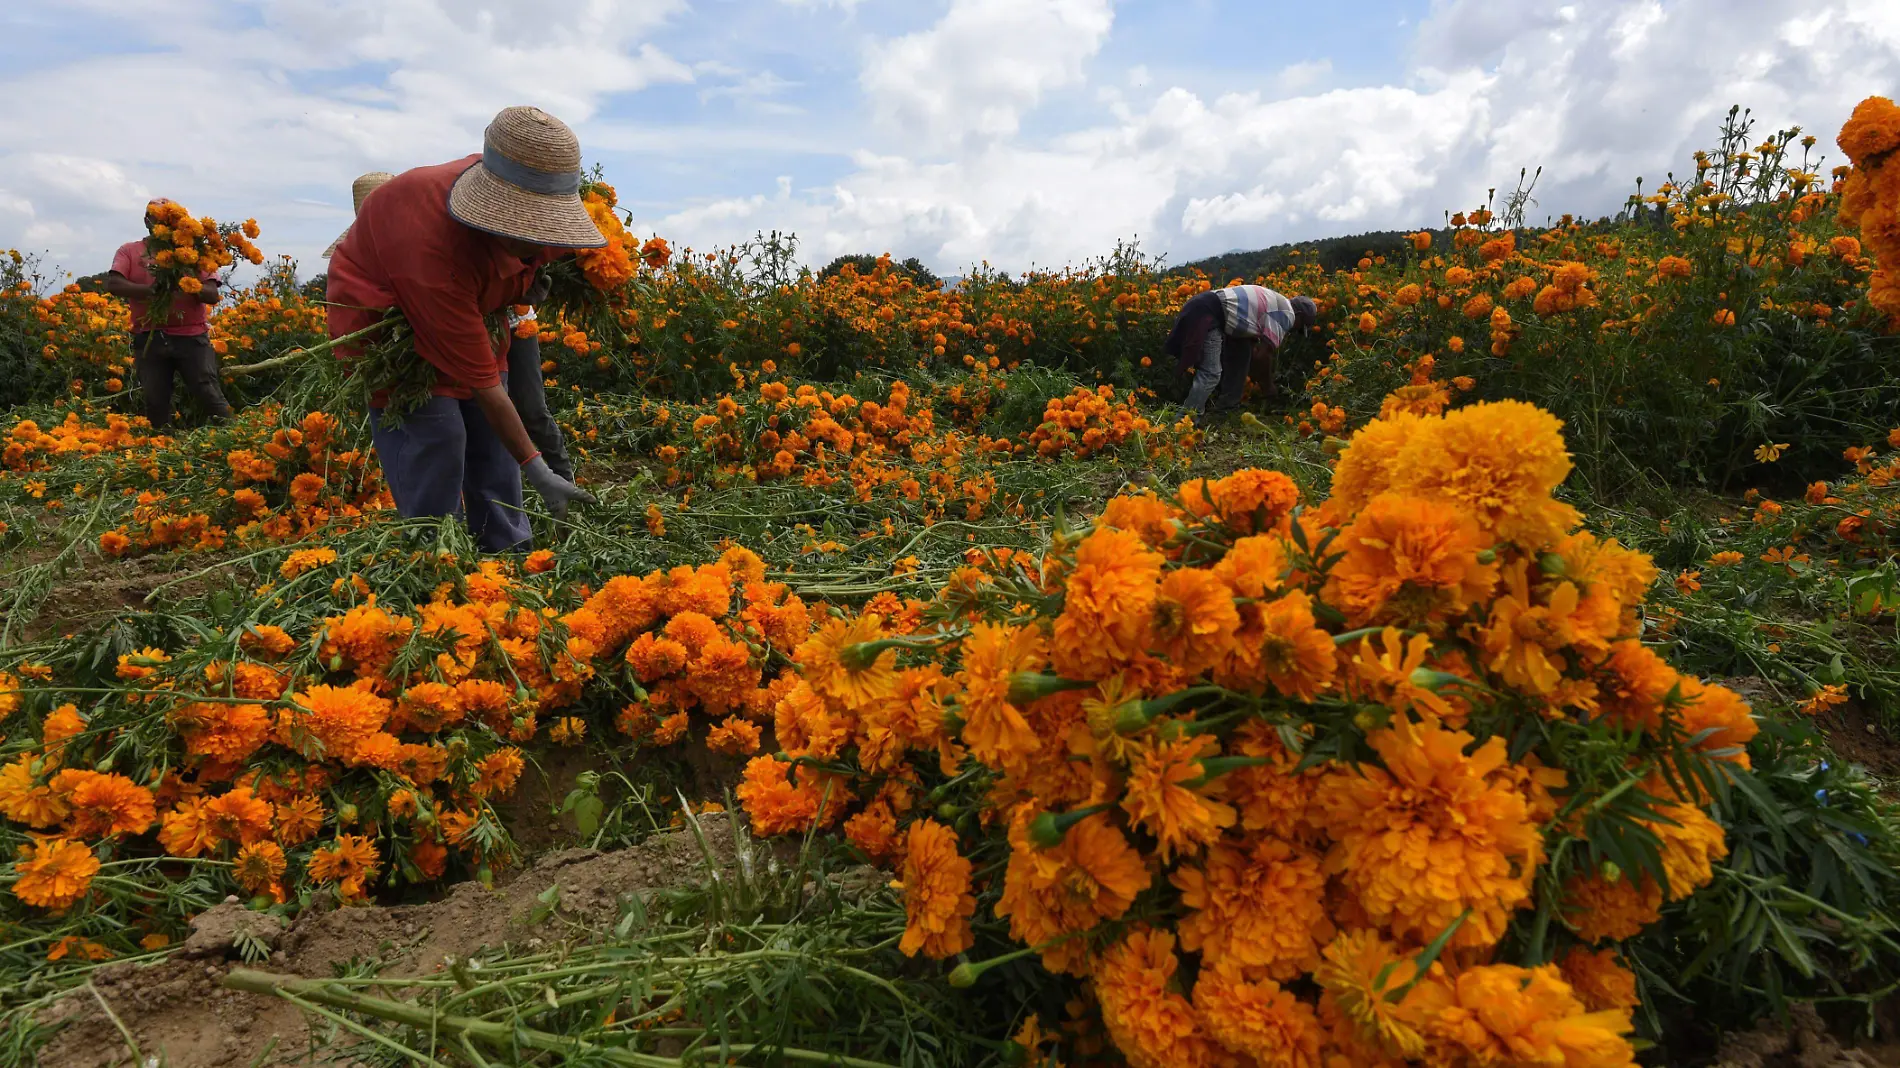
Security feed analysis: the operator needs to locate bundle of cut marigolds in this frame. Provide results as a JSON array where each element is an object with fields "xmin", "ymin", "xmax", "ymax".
[{"xmin": 738, "ymin": 397, "xmax": 1753, "ymax": 1067}]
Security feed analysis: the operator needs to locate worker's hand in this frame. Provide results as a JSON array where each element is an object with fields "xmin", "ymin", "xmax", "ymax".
[
  {"xmin": 524, "ymin": 267, "xmax": 553, "ymax": 305},
  {"xmin": 521, "ymin": 455, "xmax": 595, "ymax": 520}
]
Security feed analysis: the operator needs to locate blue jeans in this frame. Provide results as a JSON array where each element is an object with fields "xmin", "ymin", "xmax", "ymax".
[
  {"xmin": 370, "ymin": 386, "xmax": 530, "ymax": 553},
  {"xmin": 1183, "ymin": 331, "xmax": 1255, "ymax": 415}
]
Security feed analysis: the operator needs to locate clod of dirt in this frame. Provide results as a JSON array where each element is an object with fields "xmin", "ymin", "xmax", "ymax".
[
  {"xmin": 181, "ymin": 901, "xmax": 287, "ymax": 959},
  {"xmin": 1710, "ymin": 1003, "xmax": 1887, "ymax": 1067},
  {"xmin": 35, "ymin": 814, "xmax": 742, "ymax": 1068}
]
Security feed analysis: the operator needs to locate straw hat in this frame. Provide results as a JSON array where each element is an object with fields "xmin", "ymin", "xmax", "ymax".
[
  {"xmin": 323, "ymin": 172, "xmax": 397, "ymax": 259},
  {"xmin": 447, "ymin": 106, "xmax": 606, "ymax": 249}
]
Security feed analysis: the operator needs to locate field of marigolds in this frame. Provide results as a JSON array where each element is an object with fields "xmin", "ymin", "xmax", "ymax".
[{"xmin": 1, "ymin": 99, "xmax": 1899, "ymax": 1068}]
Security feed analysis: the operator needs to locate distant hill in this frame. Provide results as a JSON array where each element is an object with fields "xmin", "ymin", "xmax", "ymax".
[{"xmin": 1174, "ymin": 228, "xmax": 1431, "ymax": 281}]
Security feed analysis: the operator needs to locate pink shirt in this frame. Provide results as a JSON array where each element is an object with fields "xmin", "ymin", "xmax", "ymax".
[{"xmin": 110, "ymin": 240, "xmax": 213, "ymax": 336}]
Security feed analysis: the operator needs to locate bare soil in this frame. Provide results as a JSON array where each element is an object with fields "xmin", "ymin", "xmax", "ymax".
[
  {"xmin": 1819, "ymin": 699, "xmax": 1900, "ymax": 781},
  {"xmin": 1711, "ymin": 1003, "xmax": 1900, "ymax": 1067},
  {"xmin": 35, "ymin": 813, "xmax": 741, "ymax": 1068}
]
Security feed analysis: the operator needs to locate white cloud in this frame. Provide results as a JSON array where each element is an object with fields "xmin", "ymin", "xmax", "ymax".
[
  {"xmin": 654, "ymin": 0, "xmax": 1900, "ymax": 272},
  {"xmin": 6, "ymin": 0, "xmax": 1900, "ymax": 284},
  {"xmin": 860, "ymin": 0, "xmax": 1114, "ymax": 145}
]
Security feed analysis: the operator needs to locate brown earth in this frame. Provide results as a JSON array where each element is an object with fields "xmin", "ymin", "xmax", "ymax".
[
  {"xmin": 34, "ymin": 813, "xmax": 742, "ymax": 1068},
  {"xmin": 1818, "ymin": 700, "xmax": 1900, "ymax": 781},
  {"xmin": 1711, "ymin": 1003, "xmax": 1900, "ymax": 1067}
]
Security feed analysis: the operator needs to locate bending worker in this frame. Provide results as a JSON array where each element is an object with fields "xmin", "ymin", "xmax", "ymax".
[
  {"xmin": 326, "ymin": 106, "xmax": 598, "ymax": 551},
  {"xmin": 326, "ymin": 170, "xmax": 574, "ymax": 481},
  {"xmin": 1164, "ymin": 283, "xmax": 1317, "ymax": 416}
]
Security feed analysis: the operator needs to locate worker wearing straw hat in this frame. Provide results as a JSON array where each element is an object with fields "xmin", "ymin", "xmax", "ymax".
[
  {"xmin": 327, "ymin": 169, "xmax": 574, "ymax": 482},
  {"xmin": 325, "ymin": 106, "xmax": 601, "ymax": 552},
  {"xmin": 322, "ymin": 172, "xmax": 395, "ymax": 259}
]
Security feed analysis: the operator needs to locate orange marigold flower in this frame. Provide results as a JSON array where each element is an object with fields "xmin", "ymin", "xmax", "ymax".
[
  {"xmin": 308, "ymin": 833, "xmax": 381, "ymax": 899},
  {"xmin": 0, "ymin": 758, "xmax": 72, "ymax": 828},
  {"xmin": 115, "ymin": 645, "xmax": 171, "ymax": 681},
  {"xmin": 1206, "ymin": 468, "xmax": 1301, "ymax": 534},
  {"xmin": 994, "ymin": 810, "xmax": 1150, "ymax": 975},
  {"xmin": 203, "ymin": 785, "xmax": 274, "ymax": 845},
  {"xmin": 1563, "ymin": 866, "xmax": 1662, "ymax": 943},
  {"xmin": 171, "ymin": 701, "xmax": 271, "ymax": 764},
  {"xmin": 1121, "ymin": 733, "xmax": 1236, "ymax": 862},
  {"xmin": 52, "ymin": 770, "xmax": 155, "ymax": 838},
  {"xmin": 954, "ymin": 622, "xmax": 1048, "ymax": 773},
  {"xmin": 1314, "ymin": 718, "xmax": 1541, "ymax": 950},
  {"xmin": 233, "ymin": 840, "xmax": 288, "ymax": 897},
  {"xmin": 735, "ymin": 755, "xmax": 821, "ymax": 836},
  {"xmin": 282, "ymin": 684, "xmax": 391, "ymax": 764},
  {"xmin": 1191, "ymin": 965, "xmax": 1325, "ymax": 1068},
  {"xmin": 1423, "ymin": 962, "xmax": 1635, "ymax": 1067},
  {"xmin": 239, "ymin": 624, "xmax": 298, "ymax": 659},
  {"xmin": 272, "ymin": 795, "xmax": 325, "ymax": 846},
  {"xmin": 1093, "ymin": 928, "xmax": 1224, "ymax": 1068},
  {"xmin": 1325, "ymin": 493, "xmax": 1498, "ymax": 628},
  {"xmin": 1173, "ymin": 835, "xmax": 1332, "ymax": 980},
  {"xmin": 1050, "ymin": 526, "xmax": 1162, "ymax": 679},
  {"xmin": 471, "ymin": 748, "xmax": 525, "ymax": 799},
  {"xmin": 705, "ymin": 715, "xmax": 763, "ymax": 755},
  {"xmin": 1144, "ymin": 567, "xmax": 1240, "ymax": 675},
  {"xmin": 280, "ymin": 546, "xmax": 339, "ymax": 579},
  {"xmin": 897, "ymin": 819, "xmax": 976, "ymax": 960},
  {"xmin": 1559, "ymin": 946, "xmax": 1640, "ymax": 1014},
  {"xmin": 11, "ymin": 838, "xmax": 100, "ymax": 910},
  {"xmin": 1314, "ymin": 929, "xmax": 1436, "ymax": 1059},
  {"xmin": 523, "ymin": 549, "xmax": 556, "ymax": 574}
]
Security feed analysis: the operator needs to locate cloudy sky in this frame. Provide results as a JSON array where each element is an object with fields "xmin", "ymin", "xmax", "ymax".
[{"xmin": 3, "ymin": 0, "xmax": 1897, "ymax": 284}]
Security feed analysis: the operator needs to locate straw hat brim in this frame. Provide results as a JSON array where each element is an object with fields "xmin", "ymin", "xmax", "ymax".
[
  {"xmin": 447, "ymin": 163, "xmax": 606, "ymax": 249},
  {"xmin": 322, "ymin": 226, "xmax": 350, "ymax": 259}
]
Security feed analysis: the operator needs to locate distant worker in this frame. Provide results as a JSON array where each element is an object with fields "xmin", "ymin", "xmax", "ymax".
[
  {"xmin": 327, "ymin": 171, "xmax": 573, "ymax": 481},
  {"xmin": 326, "ymin": 106, "xmax": 600, "ymax": 552},
  {"xmin": 102, "ymin": 198, "xmax": 233, "ymax": 428},
  {"xmin": 1164, "ymin": 284, "xmax": 1317, "ymax": 417}
]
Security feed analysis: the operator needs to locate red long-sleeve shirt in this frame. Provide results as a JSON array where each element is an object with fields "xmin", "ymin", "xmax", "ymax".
[{"xmin": 326, "ymin": 155, "xmax": 550, "ymax": 400}]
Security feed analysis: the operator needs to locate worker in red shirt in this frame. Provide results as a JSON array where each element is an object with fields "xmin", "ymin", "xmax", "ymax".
[
  {"xmin": 102, "ymin": 199, "xmax": 232, "ymax": 428},
  {"xmin": 326, "ymin": 106, "xmax": 600, "ymax": 552}
]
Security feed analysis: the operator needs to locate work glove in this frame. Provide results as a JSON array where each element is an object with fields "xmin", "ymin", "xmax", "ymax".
[
  {"xmin": 522, "ymin": 455, "xmax": 595, "ymax": 520},
  {"xmin": 523, "ymin": 267, "xmax": 553, "ymax": 306}
]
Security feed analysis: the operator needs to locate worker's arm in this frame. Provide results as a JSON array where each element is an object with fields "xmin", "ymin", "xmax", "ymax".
[
  {"xmin": 101, "ymin": 272, "xmax": 155, "ymax": 300},
  {"xmin": 472, "ymin": 383, "xmax": 595, "ymax": 518},
  {"xmin": 194, "ymin": 277, "xmax": 223, "ymax": 305}
]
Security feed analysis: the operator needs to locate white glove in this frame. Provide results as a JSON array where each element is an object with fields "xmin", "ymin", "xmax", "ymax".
[{"xmin": 522, "ymin": 455, "xmax": 595, "ymax": 519}]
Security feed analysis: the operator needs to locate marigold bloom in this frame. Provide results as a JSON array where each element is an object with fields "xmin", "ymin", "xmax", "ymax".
[
  {"xmin": 52, "ymin": 770, "xmax": 155, "ymax": 838},
  {"xmin": 995, "ymin": 809, "xmax": 1151, "ymax": 975},
  {"xmin": 1207, "ymin": 468, "xmax": 1301, "ymax": 534},
  {"xmin": 1093, "ymin": 928, "xmax": 1223, "ymax": 1068},
  {"xmin": 1121, "ymin": 734, "xmax": 1236, "ymax": 861},
  {"xmin": 1421, "ymin": 963, "xmax": 1636, "ymax": 1068},
  {"xmin": 282, "ymin": 684, "xmax": 391, "ymax": 763},
  {"xmin": 233, "ymin": 840, "xmax": 288, "ymax": 897},
  {"xmin": 954, "ymin": 622, "xmax": 1048, "ymax": 772},
  {"xmin": 172, "ymin": 701, "xmax": 271, "ymax": 764},
  {"xmin": 203, "ymin": 786, "xmax": 274, "ymax": 845},
  {"xmin": 0, "ymin": 758, "xmax": 71, "ymax": 828},
  {"xmin": 1192, "ymin": 966, "xmax": 1324, "ymax": 1067},
  {"xmin": 309, "ymin": 834, "xmax": 381, "ymax": 899},
  {"xmin": 897, "ymin": 819, "xmax": 976, "ymax": 959},
  {"xmin": 1314, "ymin": 929, "xmax": 1434, "ymax": 1059},
  {"xmin": 705, "ymin": 715, "xmax": 763, "ymax": 755},
  {"xmin": 1174, "ymin": 835, "xmax": 1332, "ymax": 979},
  {"xmin": 1050, "ymin": 527, "xmax": 1162, "ymax": 679},
  {"xmin": 797, "ymin": 613, "xmax": 899, "ymax": 710},
  {"xmin": 1144, "ymin": 567, "xmax": 1239, "ymax": 674},
  {"xmin": 1563, "ymin": 867, "xmax": 1662, "ymax": 943},
  {"xmin": 11, "ymin": 837, "xmax": 100, "ymax": 910},
  {"xmin": 1325, "ymin": 493, "xmax": 1497, "ymax": 628},
  {"xmin": 471, "ymin": 748, "xmax": 526, "ymax": 798},
  {"xmin": 1480, "ymin": 560, "xmax": 1593, "ymax": 695},
  {"xmin": 1314, "ymin": 718, "xmax": 1541, "ymax": 949},
  {"xmin": 273, "ymin": 795, "xmax": 325, "ymax": 846},
  {"xmin": 736, "ymin": 755, "xmax": 819, "ymax": 836},
  {"xmin": 1559, "ymin": 947, "xmax": 1640, "ymax": 1014}
]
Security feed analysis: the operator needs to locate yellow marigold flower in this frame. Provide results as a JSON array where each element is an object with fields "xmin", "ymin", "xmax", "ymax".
[
  {"xmin": 1421, "ymin": 962, "xmax": 1635, "ymax": 1067},
  {"xmin": 1143, "ymin": 567, "xmax": 1240, "ymax": 675},
  {"xmin": 797, "ymin": 612, "xmax": 898, "ymax": 710},
  {"xmin": 1314, "ymin": 929, "xmax": 1434, "ymax": 1059},
  {"xmin": 1050, "ymin": 526, "xmax": 1163, "ymax": 679}
]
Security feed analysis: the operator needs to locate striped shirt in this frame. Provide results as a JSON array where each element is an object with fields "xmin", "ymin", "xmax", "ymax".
[{"xmin": 1214, "ymin": 284, "xmax": 1296, "ymax": 349}]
